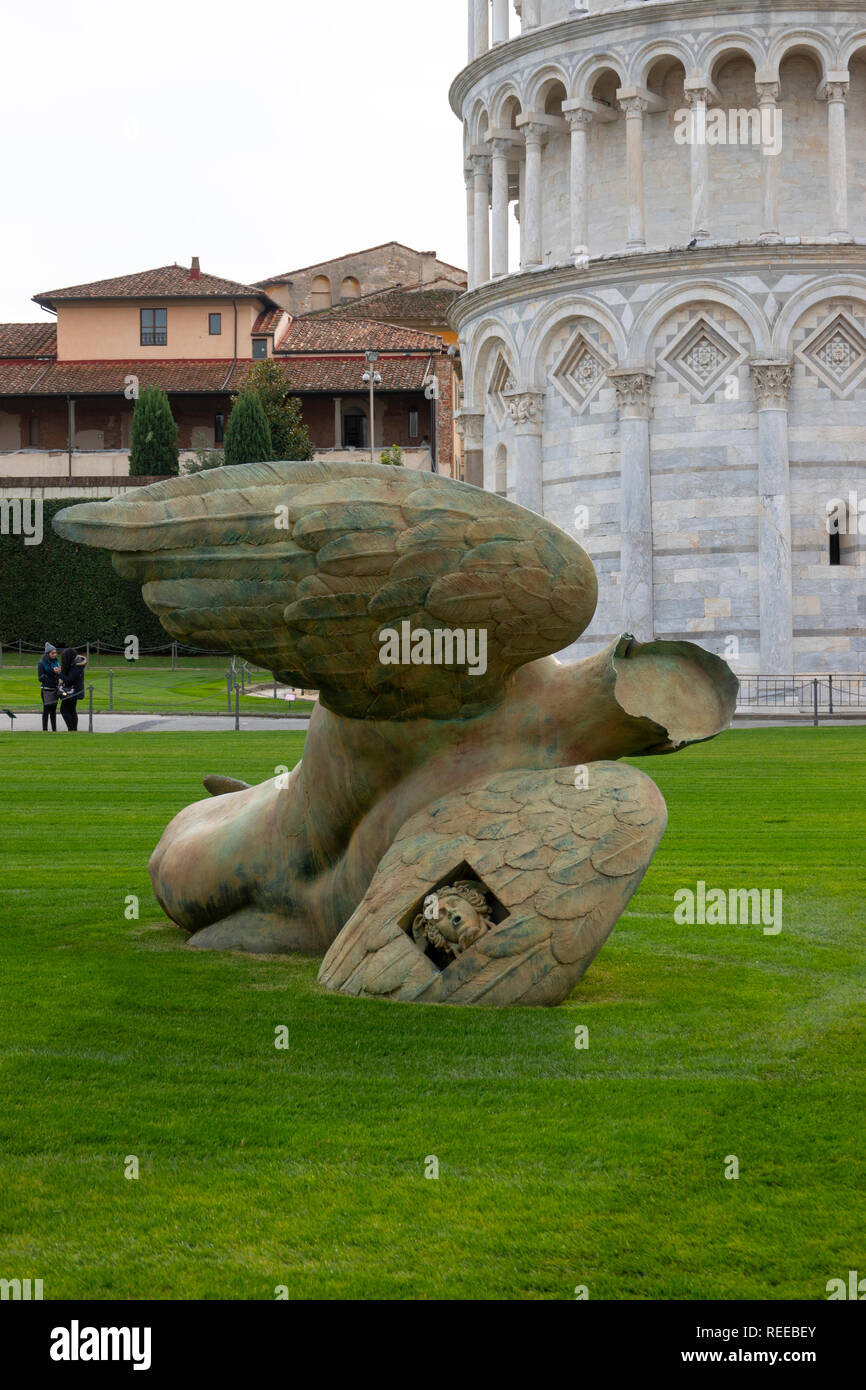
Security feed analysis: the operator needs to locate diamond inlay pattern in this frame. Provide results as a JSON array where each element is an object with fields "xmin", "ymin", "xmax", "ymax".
[
  {"xmin": 797, "ymin": 312, "xmax": 866, "ymax": 397},
  {"xmin": 659, "ymin": 316, "xmax": 747, "ymax": 401}
]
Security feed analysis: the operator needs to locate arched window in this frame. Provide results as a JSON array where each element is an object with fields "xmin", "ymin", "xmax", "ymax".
[
  {"xmin": 311, "ymin": 275, "xmax": 332, "ymax": 310},
  {"xmin": 341, "ymin": 276, "xmax": 361, "ymax": 300}
]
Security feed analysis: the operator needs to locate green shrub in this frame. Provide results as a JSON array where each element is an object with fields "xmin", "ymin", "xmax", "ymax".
[
  {"xmin": 242, "ymin": 360, "xmax": 314, "ymax": 461},
  {"xmin": 129, "ymin": 385, "xmax": 179, "ymax": 477},
  {"xmin": 379, "ymin": 445, "xmax": 404, "ymax": 467},
  {"xmin": 0, "ymin": 499, "xmax": 166, "ymax": 648},
  {"xmin": 223, "ymin": 390, "xmax": 274, "ymax": 467}
]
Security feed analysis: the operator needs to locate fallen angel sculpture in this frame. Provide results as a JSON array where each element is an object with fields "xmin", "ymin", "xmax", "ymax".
[{"xmin": 54, "ymin": 460, "xmax": 738, "ymax": 1007}]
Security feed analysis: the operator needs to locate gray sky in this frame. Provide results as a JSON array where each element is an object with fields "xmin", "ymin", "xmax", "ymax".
[{"xmin": 1, "ymin": 0, "xmax": 467, "ymax": 322}]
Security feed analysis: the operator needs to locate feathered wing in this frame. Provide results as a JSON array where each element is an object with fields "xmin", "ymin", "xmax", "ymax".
[
  {"xmin": 317, "ymin": 761, "xmax": 667, "ymax": 1007},
  {"xmin": 53, "ymin": 460, "xmax": 597, "ymax": 721}
]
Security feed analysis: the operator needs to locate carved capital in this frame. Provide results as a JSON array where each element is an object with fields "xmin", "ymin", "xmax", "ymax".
[
  {"xmin": 565, "ymin": 106, "xmax": 594, "ymax": 131},
  {"xmin": 823, "ymin": 80, "xmax": 849, "ymax": 105},
  {"xmin": 755, "ymin": 81, "xmax": 780, "ymax": 106},
  {"xmin": 608, "ymin": 369, "xmax": 654, "ymax": 418},
  {"xmin": 619, "ymin": 95, "xmax": 649, "ymax": 119},
  {"xmin": 470, "ymin": 153, "xmax": 490, "ymax": 177},
  {"xmin": 505, "ymin": 390, "xmax": 544, "ymax": 427},
  {"xmin": 523, "ymin": 122, "xmax": 548, "ymax": 148},
  {"xmin": 456, "ymin": 410, "xmax": 485, "ymax": 448},
  {"xmin": 750, "ymin": 360, "xmax": 793, "ymax": 408},
  {"xmin": 684, "ymin": 87, "xmax": 711, "ymax": 108},
  {"xmin": 489, "ymin": 137, "xmax": 514, "ymax": 159}
]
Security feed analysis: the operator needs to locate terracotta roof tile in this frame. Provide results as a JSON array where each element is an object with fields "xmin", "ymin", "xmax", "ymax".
[
  {"xmin": 251, "ymin": 356, "xmax": 433, "ymax": 393},
  {"xmin": 278, "ymin": 316, "xmax": 442, "ymax": 353},
  {"xmin": 0, "ymin": 359, "xmax": 238, "ymax": 395},
  {"xmin": 33, "ymin": 265, "xmax": 273, "ymax": 308},
  {"xmin": 317, "ymin": 285, "xmax": 461, "ymax": 325},
  {"xmin": 0, "ymin": 323, "xmax": 57, "ymax": 357},
  {"xmin": 252, "ymin": 306, "xmax": 287, "ymax": 335}
]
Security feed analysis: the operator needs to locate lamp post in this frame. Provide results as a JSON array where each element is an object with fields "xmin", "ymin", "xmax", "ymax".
[{"xmin": 363, "ymin": 350, "xmax": 382, "ymax": 463}]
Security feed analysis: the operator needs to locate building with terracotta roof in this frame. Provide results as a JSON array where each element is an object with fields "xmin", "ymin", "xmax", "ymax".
[{"xmin": 0, "ymin": 257, "xmax": 461, "ymax": 480}]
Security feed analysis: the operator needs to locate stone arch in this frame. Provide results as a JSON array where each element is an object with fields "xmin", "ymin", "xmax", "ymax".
[
  {"xmin": 464, "ymin": 317, "xmax": 520, "ymax": 410},
  {"xmin": 698, "ymin": 33, "xmax": 765, "ymax": 85},
  {"xmin": 525, "ymin": 295, "xmax": 629, "ymax": 388},
  {"xmin": 768, "ymin": 31, "xmax": 836, "ymax": 84},
  {"xmin": 574, "ymin": 53, "xmax": 627, "ymax": 103},
  {"xmin": 468, "ymin": 97, "xmax": 490, "ymax": 147},
  {"xmin": 311, "ymin": 275, "xmax": 332, "ymax": 310},
  {"xmin": 631, "ymin": 37, "xmax": 696, "ymax": 92},
  {"xmin": 526, "ymin": 62, "xmax": 573, "ymax": 110},
  {"xmin": 771, "ymin": 276, "xmax": 866, "ymax": 358},
  {"xmin": 632, "ymin": 281, "xmax": 769, "ymax": 360},
  {"xmin": 489, "ymin": 80, "xmax": 523, "ymax": 129},
  {"xmin": 840, "ymin": 31, "xmax": 866, "ymax": 69}
]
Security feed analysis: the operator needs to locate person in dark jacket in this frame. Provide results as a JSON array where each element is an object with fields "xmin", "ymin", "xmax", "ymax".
[
  {"xmin": 37, "ymin": 642, "xmax": 60, "ymax": 731},
  {"xmin": 58, "ymin": 647, "xmax": 87, "ymax": 731}
]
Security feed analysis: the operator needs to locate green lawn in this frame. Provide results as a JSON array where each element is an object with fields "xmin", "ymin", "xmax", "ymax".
[
  {"xmin": 0, "ymin": 728, "xmax": 863, "ymax": 1300},
  {"xmin": 0, "ymin": 656, "xmax": 314, "ymax": 716}
]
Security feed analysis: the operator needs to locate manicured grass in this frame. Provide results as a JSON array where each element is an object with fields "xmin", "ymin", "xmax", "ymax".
[
  {"xmin": 0, "ymin": 657, "xmax": 314, "ymax": 716},
  {"xmin": 0, "ymin": 728, "xmax": 863, "ymax": 1300}
]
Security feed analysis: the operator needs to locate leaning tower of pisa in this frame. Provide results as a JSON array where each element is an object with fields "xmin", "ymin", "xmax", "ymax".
[{"xmin": 452, "ymin": 0, "xmax": 866, "ymax": 674}]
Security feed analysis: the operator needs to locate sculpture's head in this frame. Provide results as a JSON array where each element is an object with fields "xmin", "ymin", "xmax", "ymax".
[{"xmin": 436, "ymin": 882, "xmax": 493, "ymax": 946}]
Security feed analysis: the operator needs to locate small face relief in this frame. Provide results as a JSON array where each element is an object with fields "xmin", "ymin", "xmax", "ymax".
[{"xmin": 411, "ymin": 881, "xmax": 494, "ymax": 959}]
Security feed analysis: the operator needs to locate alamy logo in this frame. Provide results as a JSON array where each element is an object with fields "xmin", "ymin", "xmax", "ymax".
[
  {"xmin": 826, "ymin": 491, "xmax": 866, "ymax": 534},
  {"xmin": 0, "ymin": 1277, "xmax": 43, "ymax": 1299},
  {"xmin": 674, "ymin": 881, "xmax": 782, "ymax": 935},
  {"xmin": 379, "ymin": 621, "xmax": 488, "ymax": 677},
  {"xmin": 827, "ymin": 1270, "xmax": 866, "ymax": 1299},
  {"xmin": 674, "ymin": 106, "xmax": 782, "ymax": 156},
  {"xmin": 0, "ymin": 497, "xmax": 43, "ymax": 546},
  {"xmin": 50, "ymin": 1320, "xmax": 152, "ymax": 1371}
]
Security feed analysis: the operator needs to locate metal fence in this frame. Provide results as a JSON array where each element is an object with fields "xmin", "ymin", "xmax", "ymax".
[{"xmin": 737, "ymin": 675, "xmax": 866, "ymax": 723}]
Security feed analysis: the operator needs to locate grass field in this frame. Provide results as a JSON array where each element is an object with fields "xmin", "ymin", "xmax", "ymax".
[
  {"xmin": 0, "ymin": 655, "xmax": 314, "ymax": 716},
  {"xmin": 0, "ymin": 727, "xmax": 863, "ymax": 1300}
]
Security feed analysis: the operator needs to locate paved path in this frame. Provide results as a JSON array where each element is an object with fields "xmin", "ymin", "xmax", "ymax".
[
  {"xmin": 4, "ymin": 713, "xmax": 311, "ymax": 733},
  {"xmin": 5, "ymin": 709, "xmax": 863, "ymax": 735}
]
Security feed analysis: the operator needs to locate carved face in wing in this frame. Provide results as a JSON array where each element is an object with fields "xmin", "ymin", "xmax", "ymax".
[{"xmin": 52, "ymin": 460, "xmax": 598, "ymax": 723}]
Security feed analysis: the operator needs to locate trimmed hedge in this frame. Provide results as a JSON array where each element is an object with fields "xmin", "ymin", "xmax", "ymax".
[{"xmin": 0, "ymin": 499, "xmax": 166, "ymax": 648}]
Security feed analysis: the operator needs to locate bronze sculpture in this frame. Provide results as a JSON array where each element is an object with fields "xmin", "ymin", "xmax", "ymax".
[{"xmin": 54, "ymin": 460, "xmax": 738, "ymax": 1006}]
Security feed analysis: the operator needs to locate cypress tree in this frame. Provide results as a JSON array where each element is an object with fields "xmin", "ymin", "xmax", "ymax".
[
  {"xmin": 129, "ymin": 384, "xmax": 179, "ymax": 476},
  {"xmin": 242, "ymin": 360, "xmax": 314, "ymax": 461},
  {"xmin": 223, "ymin": 390, "xmax": 274, "ymax": 467}
]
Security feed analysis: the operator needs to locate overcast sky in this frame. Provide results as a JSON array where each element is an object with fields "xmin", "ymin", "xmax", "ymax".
[{"xmin": 1, "ymin": 0, "xmax": 467, "ymax": 322}]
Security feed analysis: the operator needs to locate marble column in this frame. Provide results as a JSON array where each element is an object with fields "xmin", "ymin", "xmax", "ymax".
[
  {"xmin": 470, "ymin": 0, "xmax": 488, "ymax": 61},
  {"xmin": 609, "ymin": 368, "xmax": 655, "ymax": 641},
  {"xmin": 522, "ymin": 123, "xmax": 547, "ymax": 268},
  {"xmin": 756, "ymin": 81, "xmax": 781, "ymax": 243},
  {"xmin": 465, "ymin": 169, "xmax": 476, "ymax": 289},
  {"xmin": 823, "ymin": 78, "xmax": 851, "ymax": 242},
  {"xmin": 750, "ymin": 361, "xmax": 794, "ymax": 672},
  {"xmin": 459, "ymin": 410, "xmax": 485, "ymax": 488},
  {"xmin": 565, "ymin": 106, "xmax": 593, "ymax": 258},
  {"xmin": 620, "ymin": 96, "xmax": 648, "ymax": 250},
  {"xmin": 518, "ymin": 157, "xmax": 526, "ymax": 266},
  {"xmin": 492, "ymin": 0, "xmax": 509, "ymax": 44},
  {"xmin": 506, "ymin": 391, "xmax": 545, "ymax": 515},
  {"xmin": 471, "ymin": 153, "xmax": 491, "ymax": 286},
  {"xmin": 333, "ymin": 397, "xmax": 342, "ymax": 448},
  {"xmin": 517, "ymin": 0, "xmax": 540, "ymax": 30},
  {"xmin": 685, "ymin": 87, "xmax": 709, "ymax": 242},
  {"xmin": 490, "ymin": 139, "xmax": 512, "ymax": 278}
]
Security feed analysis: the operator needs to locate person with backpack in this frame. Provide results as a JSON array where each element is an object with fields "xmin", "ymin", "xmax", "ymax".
[
  {"xmin": 58, "ymin": 647, "xmax": 87, "ymax": 732},
  {"xmin": 37, "ymin": 642, "xmax": 60, "ymax": 731}
]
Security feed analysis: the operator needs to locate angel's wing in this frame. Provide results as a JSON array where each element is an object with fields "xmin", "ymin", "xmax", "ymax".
[
  {"xmin": 317, "ymin": 761, "xmax": 667, "ymax": 1007},
  {"xmin": 53, "ymin": 460, "xmax": 597, "ymax": 721}
]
